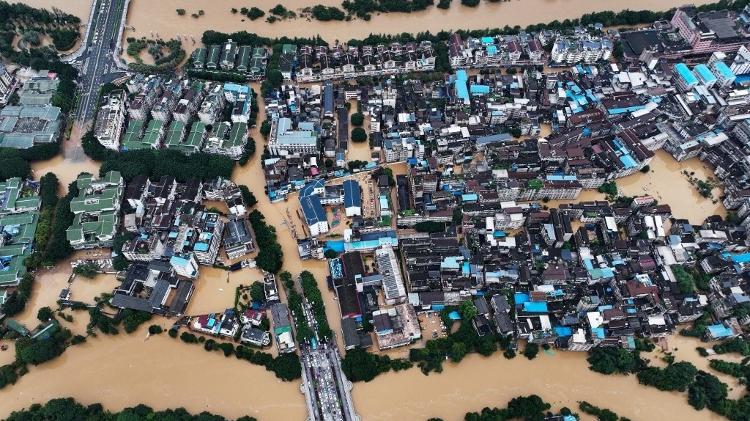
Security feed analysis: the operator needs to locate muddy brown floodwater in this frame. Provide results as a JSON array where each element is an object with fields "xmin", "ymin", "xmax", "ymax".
[
  {"xmin": 353, "ymin": 343, "xmax": 727, "ymax": 421},
  {"xmin": 0, "ymin": 326, "xmax": 307, "ymax": 420},
  {"xmin": 0, "ymin": 1, "xmax": 735, "ymax": 413},
  {"xmin": 17, "ymin": 0, "xmax": 717, "ymax": 51}
]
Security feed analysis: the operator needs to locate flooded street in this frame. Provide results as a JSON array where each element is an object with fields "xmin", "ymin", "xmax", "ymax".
[
  {"xmin": 617, "ymin": 149, "xmax": 726, "ymax": 223},
  {"xmin": 546, "ymin": 150, "xmax": 725, "ymax": 223}
]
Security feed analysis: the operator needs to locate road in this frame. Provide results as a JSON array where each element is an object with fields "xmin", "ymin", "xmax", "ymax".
[{"xmin": 73, "ymin": 0, "xmax": 129, "ymax": 123}]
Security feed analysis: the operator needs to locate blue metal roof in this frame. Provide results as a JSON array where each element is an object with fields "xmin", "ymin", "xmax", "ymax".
[
  {"xmin": 300, "ymin": 194, "xmax": 326, "ymax": 225},
  {"xmin": 343, "ymin": 179, "xmax": 361, "ymax": 208},
  {"xmin": 675, "ymin": 63, "xmax": 697, "ymax": 86},
  {"xmin": 455, "ymin": 70, "xmax": 469, "ymax": 101},
  {"xmin": 300, "ymin": 179, "xmax": 324, "ymax": 198},
  {"xmin": 523, "ymin": 301, "xmax": 548, "ymax": 313},
  {"xmin": 470, "ymin": 84, "xmax": 490, "ymax": 94},
  {"xmin": 707, "ymin": 324, "xmax": 733, "ymax": 338},
  {"xmin": 714, "ymin": 61, "xmax": 735, "ymax": 79},
  {"xmin": 694, "ymin": 64, "xmax": 716, "ymax": 84}
]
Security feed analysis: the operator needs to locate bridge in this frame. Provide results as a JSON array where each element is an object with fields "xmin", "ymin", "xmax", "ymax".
[{"xmin": 299, "ymin": 295, "xmax": 359, "ymax": 421}]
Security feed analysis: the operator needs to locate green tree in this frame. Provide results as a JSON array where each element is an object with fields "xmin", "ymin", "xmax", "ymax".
[
  {"xmin": 587, "ymin": 347, "xmax": 641, "ymax": 375},
  {"xmin": 250, "ymin": 281, "xmax": 266, "ymax": 304},
  {"xmin": 260, "ymin": 121, "xmax": 271, "ymax": 138},
  {"xmin": 36, "ymin": 306, "xmax": 53, "ymax": 322},
  {"xmin": 523, "ymin": 342, "xmax": 539, "ymax": 360},
  {"xmin": 449, "ymin": 342, "xmax": 467, "ymax": 362},
  {"xmin": 350, "ymin": 112, "xmax": 365, "ymax": 126},
  {"xmin": 351, "ymin": 127, "xmax": 367, "ymax": 142}
]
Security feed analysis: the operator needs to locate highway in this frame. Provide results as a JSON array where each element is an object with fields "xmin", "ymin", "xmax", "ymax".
[{"xmin": 73, "ymin": 0, "xmax": 129, "ymax": 123}]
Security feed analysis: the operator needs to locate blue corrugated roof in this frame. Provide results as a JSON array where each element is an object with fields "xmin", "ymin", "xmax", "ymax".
[
  {"xmin": 455, "ymin": 70, "xmax": 469, "ymax": 101},
  {"xmin": 555, "ymin": 326, "xmax": 573, "ymax": 337},
  {"xmin": 514, "ymin": 292, "xmax": 530, "ymax": 304},
  {"xmin": 470, "ymin": 84, "xmax": 490, "ymax": 94}
]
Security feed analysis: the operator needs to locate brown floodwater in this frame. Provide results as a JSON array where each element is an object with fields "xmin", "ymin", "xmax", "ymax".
[
  {"xmin": 546, "ymin": 149, "xmax": 725, "ymax": 224},
  {"xmin": 0, "ymin": 326, "xmax": 307, "ymax": 420},
  {"xmin": 617, "ymin": 149, "xmax": 725, "ymax": 224},
  {"xmin": 123, "ymin": 0, "xmax": 716, "ymax": 48},
  {"xmin": 9, "ymin": 252, "xmax": 115, "ymax": 330},
  {"xmin": 16, "ymin": 0, "xmax": 716, "ymax": 49},
  {"xmin": 12, "ymin": 0, "xmax": 92, "ymax": 19},
  {"xmin": 353, "ymin": 345, "xmax": 727, "ymax": 421}
]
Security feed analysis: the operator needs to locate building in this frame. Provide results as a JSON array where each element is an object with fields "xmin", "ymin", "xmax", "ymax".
[
  {"xmin": 94, "ymin": 91, "xmax": 126, "ymax": 150},
  {"xmin": 169, "ymin": 253, "xmax": 200, "ymax": 279},
  {"xmin": 66, "ymin": 171, "xmax": 124, "ymax": 249},
  {"xmin": 375, "ymin": 246, "xmax": 407, "ymax": 305},
  {"xmin": 300, "ymin": 194, "xmax": 328, "ymax": 237},
  {"xmin": 270, "ymin": 303, "xmax": 295, "ymax": 353},
  {"xmin": 268, "ymin": 117, "xmax": 317, "ymax": 156},
  {"xmin": 111, "ymin": 262, "xmax": 194, "ymax": 315},
  {"xmin": 550, "ymin": 37, "xmax": 612, "ymax": 64},
  {"xmin": 223, "ymin": 217, "xmax": 254, "ymax": 259},
  {"xmin": 671, "ymin": 7, "xmax": 748, "ymax": 55},
  {"xmin": 0, "ymin": 63, "xmax": 16, "ymax": 104},
  {"xmin": 674, "ymin": 63, "xmax": 699, "ymax": 91},
  {"xmin": 0, "ymin": 178, "xmax": 40, "ymax": 286},
  {"xmin": 343, "ymin": 179, "xmax": 362, "ymax": 217},
  {"xmin": 0, "ymin": 105, "xmax": 61, "ymax": 149}
]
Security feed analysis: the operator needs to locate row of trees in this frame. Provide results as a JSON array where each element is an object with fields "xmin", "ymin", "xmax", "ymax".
[
  {"xmin": 280, "ymin": 271, "xmax": 314, "ymax": 341},
  {"xmin": 173, "ymin": 329, "xmax": 301, "ymax": 381},
  {"xmin": 310, "ymin": 5, "xmax": 346, "ymax": 21},
  {"xmin": 300, "ymin": 270, "xmax": 332, "ymax": 339},
  {"xmin": 463, "ymin": 395, "xmax": 552, "ymax": 421},
  {"xmin": 248, "ymin": 210, "xmax": 284, "ymax": 273},
  {"xmin": 6, "ymin": 397, "xmax": 258, "ymax": 421},
  {"xmin": 578, "ymin": 401, "xmax": 628, "ymax": 421},
  {"xmin": 341, "ymin": 348, "xmax": 412, "ymax": 382},
  {"xmin": 35, "ymin": 179, "xmax": 76, "ymax": 266},
  {"xmin": 341, "ymin": 0, "xmax": 434, "ymax": 20},
  {"xmin": 586, "ymin": 343, "xmax": 750, "ymax": 420},
  {"xmin": 82, "ymin": 134, "xmax": 235, "ymax": 183}
]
